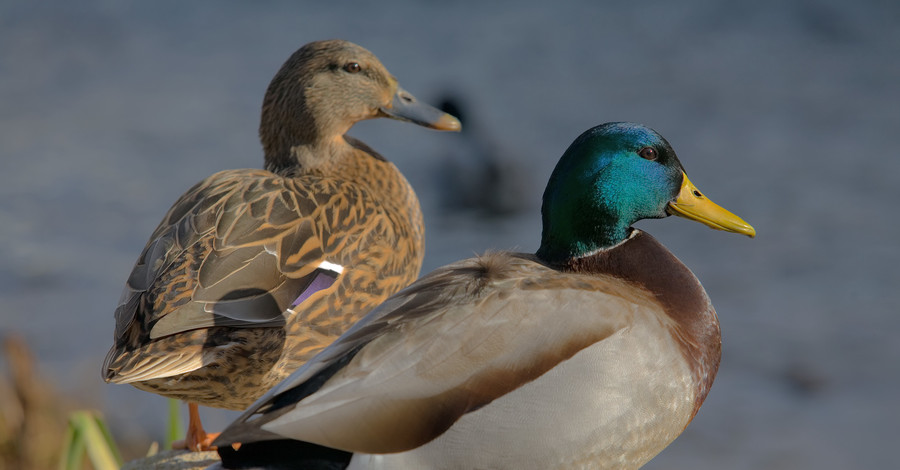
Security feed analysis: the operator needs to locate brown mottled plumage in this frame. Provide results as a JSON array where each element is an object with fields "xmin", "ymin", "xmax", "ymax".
[{"xmin": 101, "ymin": 39, "xmax": 460, "ymax": 450}]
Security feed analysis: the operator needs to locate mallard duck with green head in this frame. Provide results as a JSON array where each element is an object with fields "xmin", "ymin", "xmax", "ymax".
[
  {"xmin": 101, "ymin": 40, "xmax": 460, "ymax": 451},
  {"xmin": 212, "ymin": 122, "xmax": 755, "ymax": 469}
]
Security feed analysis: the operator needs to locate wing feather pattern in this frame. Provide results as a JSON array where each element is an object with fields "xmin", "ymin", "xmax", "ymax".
[{"xmin": 104, "ymin": 168, "xmax": 376, "ymax": 381}]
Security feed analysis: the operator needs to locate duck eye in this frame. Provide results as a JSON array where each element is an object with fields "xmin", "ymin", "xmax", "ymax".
[
  {"xmin": 343, "ymin": 62, "xmax": 361, "ymax": 74},
  {"xmin": 638, "ymin": 147, "xmax": 658, "ymax": 161}
]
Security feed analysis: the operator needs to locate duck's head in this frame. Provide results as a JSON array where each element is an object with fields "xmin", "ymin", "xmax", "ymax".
[
  {"xmin": 260, "ymin": 40, "xmax": 460, "ymax": 167},
  {"xmin": 536, "ymin": 122, "xmax": 755, "ymax": 262}
]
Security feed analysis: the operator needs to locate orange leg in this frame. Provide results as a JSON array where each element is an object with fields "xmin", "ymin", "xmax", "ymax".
[{"xmin": 171, "ymin": 402, "xmax": 220, "ymax": 451}]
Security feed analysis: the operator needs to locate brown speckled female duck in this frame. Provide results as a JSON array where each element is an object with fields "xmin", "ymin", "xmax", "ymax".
[
  {"xmin": 101, "ymin": 39, "xmax": 460, "ymax": 451},
  {"xmin": 212, "ymin": 123, "xmax": 754, "ymax": 470}
]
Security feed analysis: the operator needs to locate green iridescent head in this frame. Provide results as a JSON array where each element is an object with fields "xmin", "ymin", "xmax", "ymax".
[{"xmin": 536, "ymin": 122, "xmax": 754, "ymax": 262}]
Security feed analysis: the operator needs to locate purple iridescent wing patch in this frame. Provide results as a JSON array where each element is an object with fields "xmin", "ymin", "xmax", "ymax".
[{"xmin": 291, "ymin": 269, "xmax": 339, "ymax": 307}]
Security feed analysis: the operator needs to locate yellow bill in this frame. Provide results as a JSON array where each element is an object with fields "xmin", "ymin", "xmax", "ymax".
[{"xmin": 667, "ymin": 172, "xmax": 756, "ymax": 237}]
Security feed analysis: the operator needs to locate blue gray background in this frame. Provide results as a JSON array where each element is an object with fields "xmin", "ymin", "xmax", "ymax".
[{"xmin": 1, "ymin": 1, "xmax": 898, "ymax": 468}]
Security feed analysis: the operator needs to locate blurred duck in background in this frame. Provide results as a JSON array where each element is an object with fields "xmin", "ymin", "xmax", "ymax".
[{"xmin": 433, "ymin": 93, "xmax": 535, "ymax": 216}]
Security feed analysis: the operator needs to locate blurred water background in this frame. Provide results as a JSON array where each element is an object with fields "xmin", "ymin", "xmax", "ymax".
[{"xmin": 1, "ymin": 0, "xmax": 898, "ymax": 468}]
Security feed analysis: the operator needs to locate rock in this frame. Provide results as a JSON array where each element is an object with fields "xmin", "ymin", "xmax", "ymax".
[{"xmin": 121, "ymin": 450, "xmax": 220, "ymax": 470}]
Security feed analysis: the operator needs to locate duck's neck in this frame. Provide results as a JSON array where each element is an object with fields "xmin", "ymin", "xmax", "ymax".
[
  {"xmin": 259, "ymin": 89, "xmax": 353, "ymax": 175},
  {"xmin": 264, "ymin": 137, "xmax": 353, "ymax": 176},
  {"xmin": 536, "ymin": 208, "xmax": 633, "ymax": 263}
]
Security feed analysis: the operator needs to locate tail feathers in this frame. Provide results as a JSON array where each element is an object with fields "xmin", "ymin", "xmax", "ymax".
[
  {"xmin": 102, "ymin": 346, "xmax": 204, "ymax": 383},
  {"xmin": 217, "ymin": 439, "xmax": 352, "ymax": 470}
]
